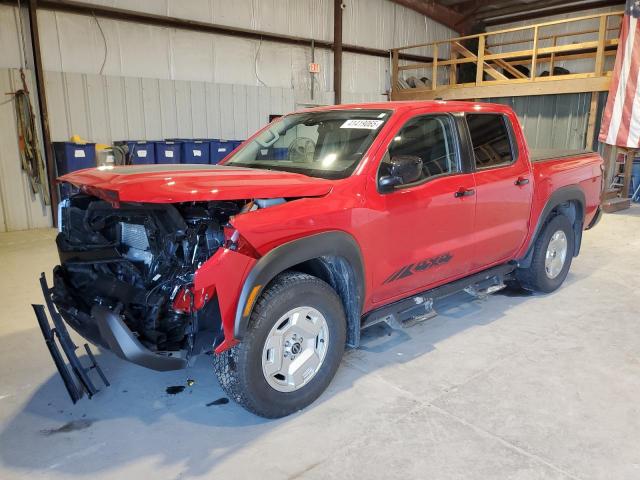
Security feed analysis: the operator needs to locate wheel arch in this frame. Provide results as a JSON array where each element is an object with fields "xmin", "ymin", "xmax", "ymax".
[
  {"xmin": 518, "ymin": 185, "xmax": 585, "ymax": 268},
  {"xmin": 234, "ymin": 231, "xmax": 365, "ymax": 348}
]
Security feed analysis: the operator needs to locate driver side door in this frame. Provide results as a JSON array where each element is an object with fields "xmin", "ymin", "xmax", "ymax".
[{"xmin": 367, "ymin": 113, "xmax": 478, "ymax": 305}]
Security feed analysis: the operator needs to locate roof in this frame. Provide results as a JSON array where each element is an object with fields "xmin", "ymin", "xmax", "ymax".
[
  {"xmin": 433, "ymin": 0, "xmax": 624, "ymax": 27},
  {"xmin": 295, "ymin": 100, "xmax": 516, "ymax": 115}
]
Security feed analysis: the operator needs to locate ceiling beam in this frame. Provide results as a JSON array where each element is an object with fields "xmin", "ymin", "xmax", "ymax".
[
  {"xmin": 485, "ymin": 0, "xmax": 625, "ymax": 26},
  {"xmin": 390, "ymin": 0, "xmax": 467, "ymax": 33},
  {"xmin": 451, "ymin": 0, "xmax": 512, "ymax": 14},
  {"xmin": 475, "ymin": 0, "xmax": 570, "ymax": 21}
]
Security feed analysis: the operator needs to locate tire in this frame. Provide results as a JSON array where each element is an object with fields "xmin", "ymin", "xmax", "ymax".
[
  {"xmin": 516, "ymin": 214, "xmax": 575, "ymax": 293},
  {"xmin": 212, "ymin": 271, "xmax": 347, "ymax": 418}
]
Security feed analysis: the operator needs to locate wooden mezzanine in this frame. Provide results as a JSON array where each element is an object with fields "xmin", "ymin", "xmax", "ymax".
[{"xmin": 390, "ymin": 11, "xmax": 624, "ymax": 102}]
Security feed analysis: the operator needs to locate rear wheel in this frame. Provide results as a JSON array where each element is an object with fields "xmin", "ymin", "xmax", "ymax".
[
  {"xmin": 516, "ymin": 214, "xmax": 575, "ymax": 293},
  {"xmin": 213, "ymin": 271, "xmax": 346, "ymax": 418}
]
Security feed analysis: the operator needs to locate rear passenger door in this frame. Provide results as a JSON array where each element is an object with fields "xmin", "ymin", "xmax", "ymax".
[
  {"xmin": 467, "ymin": 113, "xmax": 533, "ymax": 269},
  {"xmin": 369, "ymin": 113, "xmax": 477, "ymax": 304}
]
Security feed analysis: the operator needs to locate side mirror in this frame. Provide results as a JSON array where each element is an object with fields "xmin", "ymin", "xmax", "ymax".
[{"xmin": 378, "ymin": 155, "xmax": 423, "ymax": 192}]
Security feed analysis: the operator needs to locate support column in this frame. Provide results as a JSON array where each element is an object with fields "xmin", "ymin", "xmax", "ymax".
[
  {"xmin": 27, "ymin": 0, "xmax": 58, "ymax": 222},
  {"xmin": 333, "ymin": 0, "xmax": 343, "ymax": 105}
]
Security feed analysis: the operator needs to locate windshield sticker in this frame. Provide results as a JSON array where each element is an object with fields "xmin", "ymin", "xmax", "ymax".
[{"xmin": 340, "ymin": 119, "xmax": 384, "ymax": 130}]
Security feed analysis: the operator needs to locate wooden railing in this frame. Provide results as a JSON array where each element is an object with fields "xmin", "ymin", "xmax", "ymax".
[{"xmin": 391, "ymin": 11, "xmax": 624, "ymax": 101}]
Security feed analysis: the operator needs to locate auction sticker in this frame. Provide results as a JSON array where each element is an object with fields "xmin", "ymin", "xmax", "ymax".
[{"xmin": 341, "ymin": 119, "xmax": 384, "ymax": 129}]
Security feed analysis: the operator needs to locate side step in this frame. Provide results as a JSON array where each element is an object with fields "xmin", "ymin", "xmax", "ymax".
[
  {"xmin": 34, "ymin": 274, "xmax": 109, "ymax": 404},
  {"xmin": 361, "ymin": 263, "xmax": 515, "ymax": 331}
]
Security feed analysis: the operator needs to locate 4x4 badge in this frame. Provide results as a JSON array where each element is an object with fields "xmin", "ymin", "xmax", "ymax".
[{"xmin": 383, "ymin": 253, "xmax": 453, "ymax": 284}]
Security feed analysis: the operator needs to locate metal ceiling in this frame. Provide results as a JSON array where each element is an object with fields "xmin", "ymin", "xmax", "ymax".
[{"xmin": 391, "ymin": 0, "xmax": 625, "ymax": 32}]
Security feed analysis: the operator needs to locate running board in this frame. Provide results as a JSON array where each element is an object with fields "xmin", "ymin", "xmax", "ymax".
[{"xmin": 361, "ymin": 263, "xmax": 516, "ymax": 331}]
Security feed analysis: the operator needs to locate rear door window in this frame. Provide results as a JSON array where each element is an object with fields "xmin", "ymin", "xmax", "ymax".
[{"xmin": 466, "ymin": 114, "xmax": 515, "ymax": 169}]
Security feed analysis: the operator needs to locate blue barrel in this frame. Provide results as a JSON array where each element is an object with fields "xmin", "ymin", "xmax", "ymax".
[
  {"xmin": 631, "ymin": 160, "xmax": 640, "ymax": 202},
  {"xmin": 180, "ymin": 140, "xmax": 210, "ymax": 164},
  {"xmin": 256, "ymin": 146, "xmax": 288, "ymax": 160},
  {"xmin": 53, "ymin": 142, "xmax": 96, "ymax": 175},
  {"xmin": 210, "ymin": 139, "xmax": 235, "ymax": 164},
  {"xmin": 114, "ymin": 141, "xmax": 156, "ymax": 164},
  {"xmin": 155, "ymin": 141, "xmax": 182, "ymax": 164},
  {"xmin": 273, "ymin": 147, "xmax": 288, "ymax": 160}
]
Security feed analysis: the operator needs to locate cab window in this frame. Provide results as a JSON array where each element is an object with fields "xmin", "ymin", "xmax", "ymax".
[
  {"xmin": 466, "ymin": 114, "xmax": 515, "ymax": 169},
  {"xmin": 379, "ymin": 115, "xmax": 460, "ymax": 184}
]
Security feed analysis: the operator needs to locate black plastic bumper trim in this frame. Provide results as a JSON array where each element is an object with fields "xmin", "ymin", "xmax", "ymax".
[{"xmin": 92, "ymin": 305, "xmax": 188, "ymax": 371}]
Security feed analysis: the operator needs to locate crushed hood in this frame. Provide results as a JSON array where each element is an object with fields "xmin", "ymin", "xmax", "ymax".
[{"xmin": 59, "ymin": 164, "xmax": 334, "ymax": 203}]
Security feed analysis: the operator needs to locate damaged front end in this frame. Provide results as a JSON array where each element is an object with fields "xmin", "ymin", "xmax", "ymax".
[{"xmin": 50, "ymin": 193, "xmax": 251, "ymax": 371}]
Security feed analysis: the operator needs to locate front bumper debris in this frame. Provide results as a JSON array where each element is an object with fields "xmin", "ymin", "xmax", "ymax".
[
  {"xmin": 34, "ymin": 273, "xmax": 110, "ymax": 403},
  {"xmin": 49, "ymin": 268, "xmax": 189, "ymax": 373}
]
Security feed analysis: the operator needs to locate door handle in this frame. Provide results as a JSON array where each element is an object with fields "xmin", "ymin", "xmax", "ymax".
[
  {"xmin": 454, "ymin": 188, "xmax": 475, "ymax": 198},
  {"xmin": 515, "ymin": 177, "xmax": 530, "ymax": 186}
]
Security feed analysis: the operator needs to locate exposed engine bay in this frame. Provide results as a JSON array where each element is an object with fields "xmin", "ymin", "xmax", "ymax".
[{"xmin": 52, "ymin": 193, "xmax": 274, "ymax": 358}]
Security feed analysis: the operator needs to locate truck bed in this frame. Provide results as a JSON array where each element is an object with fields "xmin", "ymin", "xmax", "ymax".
[
  {"xmin": 528, "ymin": 150, "xmax": 603, "ymax": 239},
  {"xmin": 529, "ymin": 149, "xmax": 593, "ymax": 163}
]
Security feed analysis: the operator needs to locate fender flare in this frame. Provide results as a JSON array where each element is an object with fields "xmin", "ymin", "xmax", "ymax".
[
  {"xmin": 233, "ymin": 231, "xmax": 365, "ymax": 341},
  {"xmin": 519, "ymin": 185, "xmax": 585, "ymax": 267}
]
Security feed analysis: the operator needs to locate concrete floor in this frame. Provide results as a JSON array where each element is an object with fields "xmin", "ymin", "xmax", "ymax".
[{"xmin": 0, "ymin": 207, "xmax": 638, "ymax": 480}]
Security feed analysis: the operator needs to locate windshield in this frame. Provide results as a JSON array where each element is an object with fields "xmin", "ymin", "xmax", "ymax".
[{"xmin": 225, "ymin": 109, "xmax": 391, "ymax": 179}]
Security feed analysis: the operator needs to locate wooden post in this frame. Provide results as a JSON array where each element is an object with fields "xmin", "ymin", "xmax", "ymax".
[
  {"xmin": 391, "ymin": 49, "xmax": 399, "ymax": 94},
  {"xmin": 585, "ymin": 92, "xmax": 599, "ymax": 150},
  {"xmin": 621, "ymin": 148, "xmax": 635, "ymax": 199},
  {"xmin": 549, "ymin": 35, "xmax": 557, "ymax": 74},
  {"xmin": 602, "ymin": 143, "xmax": 613, "ymax": 192},
  {"xmin": 431, "ymin": 44, "xmax": 438, "ymax": 90},
  {"xmin": 531, "ymin": 26, "xmax": 538, "ymax": 81},
  {"xmin": 476, "ymin": 34, "xmax": 485, "ymax": 85},
  {"xmin": 449, "ymin": 41, "xmax": 458, "ymax": 86},
  {"xmin": 595, "ymin": 14, "xmax": 607, "ymax": 75}
]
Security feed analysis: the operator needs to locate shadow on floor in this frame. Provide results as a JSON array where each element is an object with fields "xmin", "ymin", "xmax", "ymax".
[{"xmin": 0, "ymin": 273, "xmax": 589, "ymax": 478}]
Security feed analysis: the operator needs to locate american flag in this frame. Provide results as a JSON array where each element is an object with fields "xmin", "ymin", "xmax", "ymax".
[{"xmin": 598, "ymin": 0, "xmax": 640, "ymax": 148}]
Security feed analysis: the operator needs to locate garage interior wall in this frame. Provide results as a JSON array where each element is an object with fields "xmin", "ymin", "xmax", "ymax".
[
  {"xmin": 0, "ymin": 0, "xmax": 455, "ymax": 232},
  {"xmin": 487, "ymin": 5, "xmax": 622, "ymax": 75},
  {"xmin": 483, "ymin": 5, "xmax": 624, "ymax": 151},
  {"xmin": 488, "ymin": 93, "xmax": 593, "ymax": 150}
]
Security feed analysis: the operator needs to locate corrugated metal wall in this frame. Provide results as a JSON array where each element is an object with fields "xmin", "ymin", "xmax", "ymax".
[
  {"xmin": 0, "ymin": 69, "xmax": 52, "ymax": 232},
  {"xmin": 43, "ymin": 70, "xmax": 298, "ymax": 144},
  {"xmin": 487, "ymin": 93, "xmax": 592, "ymax": 150},
  {"xmin": 0, "ymin": 0, "xmax": 456, "ymax": 231},
  {"xmin": 0, "ymin": 2, "xmax": 614, "ymax": 232}
]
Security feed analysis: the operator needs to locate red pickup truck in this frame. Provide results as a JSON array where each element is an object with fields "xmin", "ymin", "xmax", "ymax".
[{"xmin": 43, "ymin": 101, "xmax": 603, "ymax": 418}]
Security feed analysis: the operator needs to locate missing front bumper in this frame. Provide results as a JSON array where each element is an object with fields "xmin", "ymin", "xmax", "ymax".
[{"xmin": 36, "ymin": 271, "xmax": 188, "ymax": 405}]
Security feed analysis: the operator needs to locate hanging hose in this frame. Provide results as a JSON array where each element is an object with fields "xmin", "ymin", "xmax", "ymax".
[{"xmin": 12, "ymin": 69, "xmax": 50, "ymax": 206}]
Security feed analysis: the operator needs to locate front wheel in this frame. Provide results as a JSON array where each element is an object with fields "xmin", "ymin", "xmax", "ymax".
[
  {"xmin": 213, "ymin": 271, "xmax": 346, "ymax": 418},
  {"xmin": 516, "ymin": 214, "xmax": 575, "ymax": 293}
]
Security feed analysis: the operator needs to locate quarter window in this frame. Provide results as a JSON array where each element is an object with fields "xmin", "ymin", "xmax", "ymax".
[
  {"xmin": 379, "ymin": 115, "xmax": 459, "ymax": 184},
  {"xmin": 466, "ymin": 114, "xmax": 514, "ymax": 169}
]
